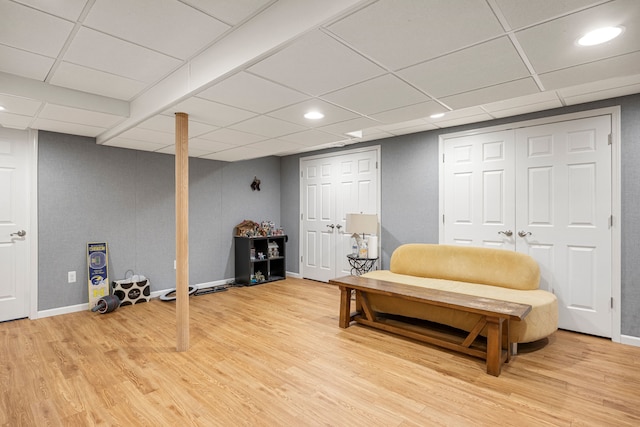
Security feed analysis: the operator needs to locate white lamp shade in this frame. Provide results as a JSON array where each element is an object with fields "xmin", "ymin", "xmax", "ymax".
[{"xmin": 345, "ymin": 213, "xmax": 378, "ymax": 235}]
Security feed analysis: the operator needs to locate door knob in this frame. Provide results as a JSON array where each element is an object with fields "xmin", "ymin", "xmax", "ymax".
[
  {"xmin": 518, "ymin": 230, "xmax": 532, "ymax": 238},
  {"xmin": 326, "ymin": 224, "xmax": 335, "ymax": 229},
  {"xmin": 10, "ymin": 230, "xmax": 26, "ymax": 237},
  {"xmin": 498, "ymin": 230, "xmax": 513, "ymax": 237},
  {"xmin": 336, "ymin": 224, "xmax": 342, "ymax": 230}
]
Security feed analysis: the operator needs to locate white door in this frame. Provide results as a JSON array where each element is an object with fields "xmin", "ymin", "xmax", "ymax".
[
  {"xmin": 301, "ymin": 148, "xmax": 379, "ymax": 282},
  {"xmin": 442, "ymin": 115, "xmax": 612, "ymax": 338},
  {"xmin": 0, "ymin": 128, "xmax": 31, "ymax": 322},
  {"xmin": 443, "ymin": 130, "xmax": 516, "ymax": 249},
  {"xmin": 515, "ymin": 116, "xmax": 611, "ymax": 336}
]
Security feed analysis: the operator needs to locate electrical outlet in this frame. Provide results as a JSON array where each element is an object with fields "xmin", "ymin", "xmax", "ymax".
[{"xmin": 68, "ymin": 271, "xmax": 76, "ymax": 283}]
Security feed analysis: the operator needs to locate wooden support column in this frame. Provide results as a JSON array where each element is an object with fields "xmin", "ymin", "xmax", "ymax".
[{"xmin": 175, "ymin": 112, "xmax": 189, "ymax": 352}]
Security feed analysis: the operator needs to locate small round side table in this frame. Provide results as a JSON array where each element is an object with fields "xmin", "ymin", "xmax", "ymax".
[{"xmin": 347, "ymin": 253, "xmax": 378, "ymax": 276}]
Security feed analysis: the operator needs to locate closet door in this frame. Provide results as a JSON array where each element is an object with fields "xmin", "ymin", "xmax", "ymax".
[
  {"xmin": 301, "ymin": 148, "xmax": 379, "ymax": 282},
  {"xmin": 301, "ymin": 157, "xmax": 335, "ymax": 282},
  {"xmin": 515, "ymin": 116, "xmax": 612, "ymax": 337},
  {"xmin": 443, "ymin": 130, "xmax": 516, "ymax": 249},
  {"xmin": 442, "ymin": 114, "xmax": 613, "ymax": 338}
]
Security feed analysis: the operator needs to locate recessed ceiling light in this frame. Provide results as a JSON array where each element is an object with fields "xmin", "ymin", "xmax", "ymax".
[
  {"xmin": 304, "ymin": 111, "xmax": 324, "ymax": 120},
  {"xmin": 577, "ymin": 26, "xmax": 624, "ymax": 46},
  {"xmin": 430, "ymin": 113, "xmax": 445, "ymax": 119},
  {"xmin": 0, "ymin": 106, "xmax": 6, "ymax": 112}
]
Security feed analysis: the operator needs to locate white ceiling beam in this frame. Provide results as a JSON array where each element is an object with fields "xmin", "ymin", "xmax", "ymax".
[
  {"xmin": 97, "ymin": 0, "xmax": 372, "ymax": 145},
  {"xmin": 0, "ymin": 71, "xmax": 129, "ymax": 116}
]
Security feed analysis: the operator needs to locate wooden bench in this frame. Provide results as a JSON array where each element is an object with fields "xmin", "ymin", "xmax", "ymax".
[{"xmin": 328, "ymin": 275, "xmax": 532, "ymax": 376}]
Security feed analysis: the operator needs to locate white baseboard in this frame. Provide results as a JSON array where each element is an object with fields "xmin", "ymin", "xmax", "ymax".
[
  {"xmin": 36, "ymin": 278, "xmax": 235, "ymax": 319},
  {"xmin": 152, "ymin": 278, "xmax": 234, "ymax": 298},
  {"xmin": 286, "ymin": 271, "xmax": 301, "ymax": 278},
  {"xmin": 37, "ymin": 303, "xmax": 88, "ymax": 318},
  {"xmin": 620, "ymin": 334, "xmax": 640, "ymax": 347}
]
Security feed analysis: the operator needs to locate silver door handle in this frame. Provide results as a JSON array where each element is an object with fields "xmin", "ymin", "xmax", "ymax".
[
  {"xmin": 11, "ymin": 230, "xmax": 26, "ymax": 237},
  {"xmin": 498, "ymin": 230, "xmax": 513, "ymax": 237},
  {"xmin": 336, "ymin": 224, "xmax": 342, "ymax": 230},
  {"xmin": 326, "ymin": 224, "xmax": 335, "ymax": 229},
  {"xmin": 518, "ymin": 230, "xmax": 532, "ymax": 238}
]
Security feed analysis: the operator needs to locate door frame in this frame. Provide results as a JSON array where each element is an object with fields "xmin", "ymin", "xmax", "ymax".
[
  {"xmin": 28, "ymin": 130, "xmax": 38, "ymax": 319},
  {"xmin": 438, "ymin": 107, "xmax": 621, "ymax": 343},
  {"xmin": 299, "ymin": 145, "xmax": 381, "ymax": 279}
]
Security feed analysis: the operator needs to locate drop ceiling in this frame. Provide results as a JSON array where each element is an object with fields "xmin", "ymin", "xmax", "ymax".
[{"xmin": 1, "ymin": 0, "xmax": 639, "ymax": 161}]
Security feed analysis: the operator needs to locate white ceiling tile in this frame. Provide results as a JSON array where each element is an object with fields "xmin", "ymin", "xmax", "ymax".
[
  {"xmin": 0, "ymin": 1, "xmax": 74, "ymax": 57},
  {"xmin": 13, "ymin": 0, "xmax": 89, "ymax": 21},
  {"xmin": 180, "ymin": 0, "xmax": 272, "ymax": 25},
  {"xmin": 359, "ymin": 128, "xmax": 393, "ymax": 142},
  {"xmin": 198, "ymin": 72, "xmax": 308, "ymax": 113},
  {"xmin": 398, "ymin": 37, "xmax": 529, "ymax": 98},
  {"xmin": 317, "ymin": 116, "xmax": 381, "ymax": 137},
  {"xmin": 327, "ymin": 0, "xmax": 503, "ymax": 70},
  {"xmin": 138, "ymin": 114, "xmax": 219, "ymax": 138},
  {"xmin": 426, "ymin": 106, "xmax": 489, "ymax": 124},
  {"xmin": 155, "ymin": 144, "xmax": 213, "ymax": 157},
  {"xmin": 267, "ymin": 98, "xmax": 359, "ymax": 127},
  {"xmin": 188, "ymin": 121, "xmax": 219, "ymax": 138},
  {"xmin": 432, "ymin": 113, "xmax": 495, "ymax": 128},
  {"xmin": 0, "ymin": 112, "xmax": 33, "ymax": 130},
  {"xmin": 119, "ymin": 127, "xmax": 174, "ymax": 145},
  {"xmin": 31, "ymin": 118, "xmax": 106, "ymax": 137},
  {"xmin": 488, "ymin": 100, "xmax": 564, "ymax": 118},
  {"xmin": 563, "ymin": 84, "xmax": 640, "ymax": 105},
  {"xmin": 248, "ymin": 30, "xmax": 385, "ymax": 96},
  {"xmin": 515, "ymin": 0, "xmax": 640, "ymax": 74},
  {"xmin": 64, "ymin": 27, "xmax": 182, "ymax": 83},
  {"xmin": 494, "ymin": 0, "xmax": 604, "ymax": 29},
  {"xmin": 559, "ymin": 73, "xmax": 640, "ymax": 105},
  {"xmin": 387, "ymin": 123, "xmax": 439, "ymax": 136},
  {"xmin": 136, "ymin": 115, "xmax": 177, "ymax": 133},
  {"xmin": 279, "ymin": 129, "xmax": 345, "ymax": 146},
  {"xmin": 322, "ymin": 74, "xmax": 430, "ymax": 115},
  {"xmin": 440, "ymin": 78, "xmax": 540, "ymax": 110},
  {"xmin": 188, "ymin": 137, "xmax": 235, "ymax": 152},
  {"xmin": 0, "ymin": 44, "xmax": 55, "ymax": 81},
  {"xmin": 169, "ymin": 97, "xmax": 256, "ymax": 127},
  {"xmin": 103, "ymin": 137, "xmax": 167, "ymax": 152},
  {"xmin": 539, "ymin": 51, "xmax": 640, "ymax": 90},
  {"xmin": 50, "ymin": 62, "xmax": 146, "ymax": 101},
  {"xmin": 200, "ymin": 146, "xmax": 260, "ymax": 162},
  {"xmin": 38, "ymin": 104, "xmax": 125, "ymax": 128},
  {"xmin": 557, "ymin": 73, "xmax": 640, "ymax": 98},
  {"xmin": 0, "ymin": 94, "xmax": 43, "ymax": 115},
  {"xmin": 229, "ymin": 115, "xmax": 306, "ymax": 138},
  {"xmin": 376, "ymin": 119, "xmax": 430, "ymax": 132},
  {"xmin": 369, "ymin": 101, "xmax": 443, "ymax": 124},
  {"xmin": 84, "ymin": 0, "xmax": 230, "ymax": 60},
  {"xmin": 482, "ymin": 91, "xmax": 562, "ymax": 113},
  {"xmin": 198, "ymin": 128, "xmax": 266, "ymax": 146},
  {"xmin": 244, "ymin": 139, "xmax": 306, "ymax": 156}
]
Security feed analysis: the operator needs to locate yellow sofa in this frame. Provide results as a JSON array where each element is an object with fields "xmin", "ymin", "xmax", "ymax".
[{"xmin": 362, "ymin": 244, "xmax": 558, "ymax": 343}]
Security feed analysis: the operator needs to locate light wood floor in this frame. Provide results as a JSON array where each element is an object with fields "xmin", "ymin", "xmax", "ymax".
[{"xmin": 2, "ymin": 277, "xmax": 639, "ymax": 426}]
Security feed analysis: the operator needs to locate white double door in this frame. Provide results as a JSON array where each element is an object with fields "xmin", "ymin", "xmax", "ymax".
[
  {"xmin": 301, "ymin": 148, "xmax": 379, "ymax": 282},
  {"xmin": 0, "ymin": 128, "xmax": 33, "ymax": 322},
  {"xmin": 443, "ymin": 115, "xmax": 612, "ymax": 337}
]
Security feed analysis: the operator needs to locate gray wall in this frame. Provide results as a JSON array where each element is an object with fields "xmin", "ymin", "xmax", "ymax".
[
  {"xmin": 38, "ymin": 131, "xmax": 281, "ymax": 310},
  {"xmin": 280, "ymin": 93, "xmax": 640, "ymax": 337}
]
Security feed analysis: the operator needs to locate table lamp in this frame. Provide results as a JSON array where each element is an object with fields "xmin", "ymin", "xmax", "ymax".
[{"xmin": 345, "ymin": 213, "xmax": 378, "ymax": 257}]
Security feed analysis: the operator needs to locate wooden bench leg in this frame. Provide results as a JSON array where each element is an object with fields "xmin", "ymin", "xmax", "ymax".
[
  {"xmin": 486, "ymin": 316, "xmax": 505, "ymax": 376},
  {"xmin": 339, "ymin": 286, "xmax": 352, "ymax": 328}
]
